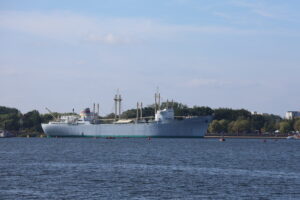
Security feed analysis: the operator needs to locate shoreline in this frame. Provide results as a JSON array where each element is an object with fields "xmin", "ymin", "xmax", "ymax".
[{"xmin": 205, "ymin": 135, "xmax": 287, "ymax": 139}]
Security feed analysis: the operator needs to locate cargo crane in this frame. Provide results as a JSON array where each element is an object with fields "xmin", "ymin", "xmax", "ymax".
[{"xmin": 45, "ymin": 107, "xmax": 59, "ymax": 121}]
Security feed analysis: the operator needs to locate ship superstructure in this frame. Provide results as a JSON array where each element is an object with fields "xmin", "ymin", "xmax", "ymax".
[{"xmin": 42, "ymin": 92, "xmax": 212, "ymax": 138}]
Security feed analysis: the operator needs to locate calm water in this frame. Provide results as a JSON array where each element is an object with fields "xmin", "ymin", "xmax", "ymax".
[{"xmin": 0, "ymin": 138, "xmax": 299, "ymax": 200}]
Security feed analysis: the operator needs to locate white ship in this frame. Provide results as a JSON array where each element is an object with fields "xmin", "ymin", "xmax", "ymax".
[{"xmin": 42, "ymin": 92, "xmax": 212, "ymax": 138}]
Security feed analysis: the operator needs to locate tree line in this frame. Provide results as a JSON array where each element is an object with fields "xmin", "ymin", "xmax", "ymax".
[
  {"xmin": 208, "ymin": 109, "xmax": 300, "ymax": 135},
  {"xmin": 1, "ymin": 103, "xmax": 299, "ymax": 136}
]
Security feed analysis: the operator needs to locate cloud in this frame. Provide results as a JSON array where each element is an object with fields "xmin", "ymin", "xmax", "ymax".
[
  {"xmin": 229, "ymin": 0, "xmax": 290, "ymax": 20},
  {"xmin": 0, "ymin": 66, "xmax": 20, "ymax": 77},
  {"xmin": 213, "ymin": 11, "xmax": 232, "ymax": 20},
  {"xmin": 84, "ymin": 33, "xmax": 130, "ymax": 45},
  {"xmin": 0, "ymin": 11, "xmax": 143, "ymax": 44},
  {"xmin": 172, "ymin": 0, "xmax": 192, "ymax": 5},
  {"xmin": 185, "ymin": 79, "xmax": 228, "ymax": 87},
  {"xmin": 0, "ymin": 10, "xmax": 262, "ymax": 45},
  {"xmin": 0, "ymin": 11, "xmax": 95, "ymax": 42},
  {"xmin": 184, "ymin": 78, "xmax": 262, "ymax": 88},
  {"xmin": 252, "ymin": 9, "xmax": 274, "ymax": 18},
  {"xmin": 73, "ymin": 60, "xmax": 86, "ymax": 65}
]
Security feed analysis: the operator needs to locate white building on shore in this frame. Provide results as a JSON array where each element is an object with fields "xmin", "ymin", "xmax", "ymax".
[{"xmin": 285, "ymin": 111, "xmax": 300, "ymax": 120}]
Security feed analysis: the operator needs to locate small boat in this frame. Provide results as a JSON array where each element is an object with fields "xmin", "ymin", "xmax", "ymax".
[
  {"xmin": 287, "ymin": 134, "xmax": 300, "ymax": 140},
  {"xmin": 0, "ymin": 130, "xmax": 14, "ymax": 138},
  {"xmin": 219, "ymin": 132, "xmax": 225, "ymax": 142}
]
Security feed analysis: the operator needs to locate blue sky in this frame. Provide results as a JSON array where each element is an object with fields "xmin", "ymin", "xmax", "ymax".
[{"xmin": 0, "ymin": 0, "xmax": 299, "ymax": 116}]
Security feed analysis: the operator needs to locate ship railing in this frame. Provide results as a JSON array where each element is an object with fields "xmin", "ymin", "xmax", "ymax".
[
  {"xmin": 174, "ymin": 116, "xmax": 198, "ymax": 119},
  {"xmin": 97, "ymin": 116, "xmax": 198, "ymax": 121}
]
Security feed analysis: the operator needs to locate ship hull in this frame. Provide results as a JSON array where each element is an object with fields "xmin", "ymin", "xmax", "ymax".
[{"xmin": 42, "ymin": 116, "xmax": 212, "ymax": 138}]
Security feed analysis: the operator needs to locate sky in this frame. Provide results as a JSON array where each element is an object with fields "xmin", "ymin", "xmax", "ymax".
[{"xmin": 0, "ymin": 0, "xmax": 300, "ymax": 116}]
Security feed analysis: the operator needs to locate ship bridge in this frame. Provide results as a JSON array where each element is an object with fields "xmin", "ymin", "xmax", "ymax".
[{"xmin": 155, "ymin": 108, "xmax": 174, "ymax": 122}]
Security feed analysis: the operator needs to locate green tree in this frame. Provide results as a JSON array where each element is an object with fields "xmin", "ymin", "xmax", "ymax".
[
  {"xmin": 228, "ymin": 121, "xmax": 236, "ymax": 133},
  {"xmin": 23, "ymin": 110, "xmax": 42, "ymax": 132},
  {"xmin": 0, "ymin": 106, "xmax": 19, "ymax": 115},
  {"xmin": 208, "ymin": 119, "xmax": 229, "ymax": 134},
  {"xmin": 219, "ymin": 119, "xmax": 229, "ymax": 133},
  {"xmin": 40, "ymin": 113, "xmax": 54, "ymax": 123},
  {"xmin": 229, "ymin": 120, "xmax": 251, "ymax": 134},
  {"xmin": 279, "ymin": 121, "xmax": 292, "ymax": 134},
  {"xmin": 214, "ymin": 108, "xmax": 251, "ymax": 121},
  {"xmin": 251, "ymin": 114, "xmax": 265, "ymax": 132},
  {"xmin": 190, "ymin": 106, "xmax": 214, "ymax": 116},
  {"xmin": 262, "ymin": 121, "xmax": 277, "ymax": 133},
  {"xmin": 121, "ymin": 109, "xmax": 137, "ymax": 119},
  {"xmin": 293, "ymin": 119, "xmax": 300, "ymax": 132},
  {"xmin": 121, "ymin": 106, "xmax": 155, "ymax": 119},
  {"xmin": 104, "ymin": 113, "xmax": 116, "ymax": 119},
  {"xmin": 208, "ymin": 120, "xmax": 222, "ymax": 133},
  {"xmin": 142, "ymin": 106, "xmax": 155, "ymax": 117},
  {"xmin": 0, "ymin": 113, "xmax": 20, "ymax": 130},
  {"xmin": 0, "ymin": 106, "xmax": 21, "ymax": 131}
]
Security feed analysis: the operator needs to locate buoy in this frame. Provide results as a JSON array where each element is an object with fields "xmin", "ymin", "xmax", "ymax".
[
  {"xmin": 219, "ymin": 138, "xmax": 225, "ymax": 142},
  {"xmin": 263, "ymin": 139, "xmax": 267, "ymax": 143}
]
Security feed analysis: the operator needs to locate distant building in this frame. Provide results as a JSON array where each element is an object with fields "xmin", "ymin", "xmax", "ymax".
[
  {"xmin": 251, "ymin": 111, "xmax": 269, "ymax": 116},
  {"xmin": 251, "ymin": 111, "xmax": 261, "ymax": 115},
  {"xmin": 285, "ymin": 111, "xmax": 300, "ymax": 120}
]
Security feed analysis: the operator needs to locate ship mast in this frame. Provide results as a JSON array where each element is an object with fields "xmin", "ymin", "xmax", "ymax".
[
  {"xmin": 154, "ymin": 88, "xmax": 161, "ymax": 112},
  {"xmin": 158, "ymin": 93, "xmax": 160, "ymax": 110},
  {"xmin": 136, "ymin": 102, "xmax": 143, "ymax": 122},
  {"xmin": 136, "ymin": 102, "xmax": 139, "ymax": 122},
  {"xmin": 114, "ymin": 90, "xmax": 122, "ymax": 121},
  {"xmin": 119, "ymin": 94, "xmax": 122, "ymax": 119},
  {"xmin": 114, "ymin": 94, "xmax": 118, "ymax": 121},
  {"xmin": 154, "ymin": 94, "xmax": 157, "ymax": 113},
  {"xmin": 140, "ymin": 102, "xmax": 143, "ymax": 119},
  {"xmin": 93, "ymin": 103, "xmax": 96, "ymax": 120}
]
